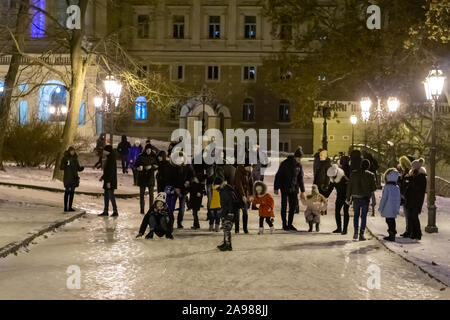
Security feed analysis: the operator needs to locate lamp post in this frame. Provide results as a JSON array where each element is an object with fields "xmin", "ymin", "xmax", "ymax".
[
  {"xmin": 423, "ymin": 67, "xmax": 446, "ymax": 234},
  {"xmin": 102, "ymin": 74, "xmax": 122, "ymax": 146},
  {"xmin": 199, "ymin": 84, "xmax": 209, "ymax": 137},
  {"xmin": 360, "ymin": 97, "xmax": 371, "ymax": 147},
  {"xmin": 350, "ymin": 114, "xmax": 358, "ymax": 150}
]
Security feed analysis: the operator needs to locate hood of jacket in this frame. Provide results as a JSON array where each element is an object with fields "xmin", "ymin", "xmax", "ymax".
[
  {"xmin": 409, "ymin": 166, "xmax": 427, "ymax": 176},
  {"xmin": 253, "ymin": 181, "xmax": 267, "ymax": 196},
  {"xmin": 385, "ymin": 168, "xmax": 399, "ymax": 183}
]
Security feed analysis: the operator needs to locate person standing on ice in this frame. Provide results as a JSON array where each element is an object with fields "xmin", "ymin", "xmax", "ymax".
[
  {"xmin": 325, "ymin": 164, "xmax": 350, "ymax": 234},
  {"xmin": 136, "ymin": 192, "xmax": 174, "ymax": 239},
  {"xmin": 301, "ymin": 185, "xmax": 327, "ymax": 232},
  {"xmin": 135, "ymin": 144, "xmax": 158, "ymax": 214},
  {"xmin": 346, "ymin": 159, "xmax": 376, "ymax": 241},
  {"xmin": 128, "ymin": 140, "xmax": 142, "ymax": 186},
  {"xmin": 156, "ymin": 151, "xmax": 171, "ymax": 193},
  {"xmin": 60, "ymin": 146, "xmax": 84, "ymax": 212},
  {"xmin": 250, "ymin": 181, "xmax": 275, "ymax": 235},
  {"xmin": 234, "ymin": 162, "xmax": 253, "ymax": 234},
  {"xmin": 99, "ymin": 145, "xmax": 119, "ymax": 217},
  {"xmin": 93, "ymin": 133, "xmax": 106, "ymax": 169},
  {"xmin": 378, "ymin": 168, "xmax": 401, "ymax": 242},
  {"xmin": 188, "ymin": 175, "xmax": 205, "ymax": 230},
  {"xmin": 274, "ymin": 147, "xmax": 306, "ymax": 231},
  {"xmin": 117, "ymin": 135, "xmax": 131, "ymax": 174}
]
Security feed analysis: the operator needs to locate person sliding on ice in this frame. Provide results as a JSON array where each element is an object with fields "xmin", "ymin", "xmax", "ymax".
[
  {"xmin": 301, "ymin": 185, "xmax": 327, "ymax": 232},
  {"xmin": 136, "ymin": 192, "xmax": 174, "ymax": 239},
  {"xmin": 378, "ymin": 169, "xmax": 401, "ymax": 242},
  {"xmin": 99, "ymin": 145, "xmax": 119, "ymax": 217},
  {"xmin": 188, "ymin": 176, "xmax": 204, "ymax": 230},
  {"xmin": 325, "ymin": 164, "xmax": 350, "ymax": 234},
  {"xmin": 251, "ymin": 181, "xmax": 275, "ymax": 235},
  {"xmin": 60, "ymin": 146, "xmax": 84, "ymax": 212}
]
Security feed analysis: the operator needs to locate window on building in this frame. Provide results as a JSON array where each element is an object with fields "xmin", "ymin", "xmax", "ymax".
[
  {"xmin": 279, "ymin": 99, "xmax": 291, "ymax": 122},
  {"xmin": 173, "ymin": 15, "xmax": 185, "ymax": 39},
  {"xmin": 243, "ymin": 66, "xmax": 256, "ymax": 81},
  {"xmin": 207, "ymin": 66, "xmax": 219, "ymax": 81},
  {"xmin": 244, "ymin": 16, "xmax": 256, "ymax": 39},
  {"xmin": 135, "ymin": 96, "xmax": 148, "ymax": 120},
  {"xmin": 0, "ymin": 81, "xmax": 4, "ymax": 94},
  {"xmin": 18, "ymin": 101, "xmax": 27, "ymax": 124},
  {"xmin": 171, "ymin": 65, "xmax": 184, "ymax": 81},
  {"xmin": 209, "ymin": 16, "xmax": 221, "ymax": 39},
  {"xmin": 279, "ymin": 142, "xmax": 289, "ymax": 152},
  {"xmin": 78, "ymin": 101, "xmax": 86, "ymax": 126},
  {"xmin": 137, "ymin": 15, "xmax": 150, "ymax": 39},
  {"xmin": 31, "ymin": 0, "xmax": 46, "ymax": 38},
  {"xmin": 242, "ymin": 98, "xmax": 255, "ymax": 121}
]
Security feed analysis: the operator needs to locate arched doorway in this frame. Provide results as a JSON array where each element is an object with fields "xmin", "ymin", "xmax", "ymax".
[{"xmin": 38, "ymin": 80, "xmax": 65, "ymax": 121}]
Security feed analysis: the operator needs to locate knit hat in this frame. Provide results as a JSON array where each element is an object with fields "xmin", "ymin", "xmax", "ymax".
[
  {"xmin": 411, "ymin": 159, "xmax": 423, "ymax": 171},
  {"xmin": 294, "ymin": 146, "xmax": 304, "ymax": 158},
  {"xmin": 104, "ymin": 145, "xmax": 113, "ymax": 153},
  {"xmin": 327, "ymin": 164, "xmax": 339, "ymax": 177},
  {"xmin": 154, "ymin": 192, "xmax": 166, "ymax": 204}
]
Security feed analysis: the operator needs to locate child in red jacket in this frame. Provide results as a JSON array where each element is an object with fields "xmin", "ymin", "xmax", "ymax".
[{"xmin": 251, "ymin": 181, "xmax": 275, "ymax": 234}]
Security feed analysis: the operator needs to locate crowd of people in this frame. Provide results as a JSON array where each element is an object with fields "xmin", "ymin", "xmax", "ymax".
[{"xmin": 59, "ymin": 134, "xmax": 428, "ymax": 252}]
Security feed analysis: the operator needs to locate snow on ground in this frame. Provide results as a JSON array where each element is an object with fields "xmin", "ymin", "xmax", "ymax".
[{"xmin": 0, "ymin": 161, "xmax": 449, "ymax": 299}]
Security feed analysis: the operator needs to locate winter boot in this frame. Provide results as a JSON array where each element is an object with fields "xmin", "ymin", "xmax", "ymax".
[
  {"xmin": 219, "ymin": 243, "xmax": 232, "ymax": 251},
  {"xmin": 258, "ymin": 227, "xmax": 264, "ymax": 235},
  {"xmin": 308, "ymin": 222, "xmax": 313, "ymax": 232},
  {"xmin": 145, "ymin": 231, "xmax": 154, "ymax": 239},
  {"xmin": 111, "ymin": 212, "xmax": 119, "ymax": 217},
  {"xmin": 332, "ymin": 228, "xmax": 342, "ymax": 233},
  {"xmin": 217, "ymin": 242, "xmax": 227, "ymax": 249},
  {"xmin": 315, "ymin": 223, "xmax": 320, "ymax": 232},
  {"xmin": 270, "ymin": 226, "xmax": 274, "ymax": 234},
  {"xmin": 98, "ymin": 212, "xmax": 108, "ymax": 217},
  {"xmin": 353, "ymin": 230, "xmax": 358, "ymax": 240},
  {"xmin": 215, "ymin": 223, "xmax": 220, "ymax": 232},
  {"xmin": 359, "ymin": 231, "xmax": 366, "ymax": 241},
  {"xmin": 166, "ymin": 233, "xmax": 174, "ymax": 239}
]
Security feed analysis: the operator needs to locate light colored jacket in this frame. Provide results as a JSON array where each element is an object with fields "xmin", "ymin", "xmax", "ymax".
[{"xmin": 378, "ymin": 169, "xmax": 401, "ymax": 218}]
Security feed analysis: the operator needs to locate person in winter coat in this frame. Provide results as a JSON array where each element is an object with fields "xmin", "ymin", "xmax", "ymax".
[
  {"xmin": 172, "ymin": 153, "xmax": 194, "ymax": 229},
  {"xmin": 301, "ymin": 185, "xmax": 327, "ymax": 232},
  {"xmin": 136, "ymin": 192, "xmax": 174, "ymax": 239},
  {"xmin": 99, "ymin": 145, "xmax": 118, "ymax": 217},
  {"xmin": 188, "ymin": 176, "xmax": 205, "ymax": 230},
  {"xmin": 60, "ymin": 146, "xmax": 84, "ymax": 212},
  {"xmin": 313, "ymin": 148, "xmax": 323, "ymax": 181},
  {"xmin": 128, "ymin": 141, "xmax": 143, "ymax": 186},
  {"xmin": 274, "ymin": 147, "xmax": 306, "ymax": 231},
  {"xmin": 325, "ymin": 164, "xmax": 350, "ymax": 234},
  {"xmin": 314, "ymin": 150, "xmax": 332, "ymax": 215},
  {"xmin": 93, "ymin": 133, "xmax": 106, "ymax": 169},
  {"xmin": 135, "ymin": 144, "xmax": 158, "ymax": 214},
  {"xmin": 251, "ymin": 181, "xmax": 275, "ymax": 235},
  {"xmin": 208, "ymin": 182, "xmax": 221, "ymax": 232},
  {"xmin": 156, "ymin": 151, "xmax": 171, "ymax": 192},
  {"xmin": 378, "ymin": 169, "xmax": 401, "ymax": 241},
  {"xmin": 397, "ymin": 155, "xmax": 412, "ymax": 237},
  {"xmin": 339, "ymin": 155, "xmax": 351, "ymax": 178},
  {"xmin": 346, "ymin": 159, "xmax": 377, "ymax": 241},
  {"xmin": 234, "ymin": 163, "xmax": 253, "ymax": 234},
  {"xmin": 117, "ymin": 135, "xmax": 131, "ymax": 174},
  {"xmin": 403, "ymin": 159, "xmax": 427, "ymax": 240}
]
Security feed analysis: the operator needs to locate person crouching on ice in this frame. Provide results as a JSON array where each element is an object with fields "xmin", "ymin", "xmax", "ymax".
[
  {"xmin": 301, "ymin": 185, "xmax": 327, "ymax": 232},
  {"xmin": 250, "ymin": 181, "xmax": 275, "ymax": 235},
  {"xmin": 136, "ymin": 192, "xmax": 174, "ymax": 239}
]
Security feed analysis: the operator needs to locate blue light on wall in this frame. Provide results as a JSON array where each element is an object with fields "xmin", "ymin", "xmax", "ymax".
[
  {"xmin": 0, "ymin": 81, "xmax": 4, "ymax": 94},
  {"xmin": 78, "ymin": 101, "xmax": 86, "ymax": 126},
  {"xmin": 31, "ymin": 0, "xmax": 46, "ymax": 38},
  {"xmin": 19, "ymin": 101, "xmax": 28, "ymax": 124},
  {"xmin": 135, "ymin": 96, "xmax": 147, "ymax": 120}
]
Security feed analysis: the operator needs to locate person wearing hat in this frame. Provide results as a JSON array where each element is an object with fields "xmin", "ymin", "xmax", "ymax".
[
  {"xmin": 233, "ymin": 161, "xmax": 254, "ymax": 234},
  {"xmin": 99, "ymin": 144, "xmax": 119, "ymax": 217},
  {"xmin": 135, "ymin": 144, "xmax": 158, "ymax": 214},
  {"xmin": 274, "ymin": 147, "xmax": 306, "ymax": 231},
  {"xmin": 403, "ymin": 158, "xmax": 427, "ymax": 240},
  {"xmin": 136, "ymin": 192, "xmax": 174, "ymax": 239},
  {"xmin": 60, "ymin": 146, "xmax": 84, "ymax": 212},
  {"xmin": 325, "ymin": 164, "xmax": 350, "ymax": 234}
]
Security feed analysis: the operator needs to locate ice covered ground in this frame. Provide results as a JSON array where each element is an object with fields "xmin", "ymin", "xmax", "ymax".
[{"xmin": 0, "ymin": 163, "xmax": 448, "ymax": 299}]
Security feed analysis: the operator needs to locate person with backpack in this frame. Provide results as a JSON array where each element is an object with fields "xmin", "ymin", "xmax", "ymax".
[{"xmin": 117, "ymin": 135, "xmax": 131, "ymax": 174}]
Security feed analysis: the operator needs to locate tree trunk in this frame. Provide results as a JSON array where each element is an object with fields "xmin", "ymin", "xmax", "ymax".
[
  {"xmin": 0, "ymin": 1, "xmax": 29, "ymax": 171},
  {"xmin": 52, "ymin": 0, "xmax": 89, "ymax": 180}
]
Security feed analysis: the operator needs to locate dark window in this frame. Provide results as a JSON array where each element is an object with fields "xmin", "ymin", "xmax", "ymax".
[
  {"xmin": 207, "ymin": 66, "xmax": 219, "ymax": 81},
  {"xmin": 177, "ymin": 65, "xmax": 183, "ymax": 80},
  {"xmin": 243, "ymin": 66, "xmax": 256, "ymax": 81},
  {"xmin": 242, "ymin": 98, "xmax": 255, "ymax": 121},
  {"xmin": 173, "ymin": 15, "xmax": 185, "ymax": 39},
  {"xmin": 244, "ymin": 16, "xmax": 256, "ymax": 39},
  {"xmin": 279, "ymin": 16, "xmax": 292, "ymax": 40},
  {"xmin": 137, "ymin": 15, "xmax": 149, "ymax": 39},
  {"xmin": 209, "ymin": 16, "xmax": 221, "ymax": 39},
  {"xmin": 279, "ymin": 99, "xmax": 291, "ymax": 122}
]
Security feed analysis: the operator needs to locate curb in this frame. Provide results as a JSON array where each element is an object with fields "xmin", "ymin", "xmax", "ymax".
[
  {"xmin": 0, "ymin": 181, "xmax": 141, "ymax": 199},
  {"xmin": 366, "ymin": 226, "xmax": 449, "ymax": 288},
  {"xmin": 0, "ymin": 211, "xmax": 86, "ymax": 259}
]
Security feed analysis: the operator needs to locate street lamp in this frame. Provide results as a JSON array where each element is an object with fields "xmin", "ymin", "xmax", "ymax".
[
  {"xmin": 360, "ymin": 97, "xmax": 371, "ymax": 146},
  {"xmin": 423, "ymin": 67, "xmax": 446, "ymax": 234},
  {"xmin": 387, "ymin": 97, "xmax": 400, "ymax": 113},
  {"xmin": 350, "ymin": 114, "xmax": 358, "ymax": 150},
  {"xmin": 102, "ymin": 74, "xmax": 122, "ymax": 146}
]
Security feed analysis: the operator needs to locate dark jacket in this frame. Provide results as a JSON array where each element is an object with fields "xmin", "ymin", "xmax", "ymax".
[
  {"xmin": 188, "ymin": 181, "xmax": 205, "ymax": 210},
  {"xmin": 135, "ymin": 151, "xmax": 158, "ymax": 187},
  {"xmin": 234, "ymin": 165, "xmax": 253, "ymax": 199},
  {"xmin": 346, "ymin": 169, "xmax": 376, "ymax": 200},
  {"xmin": 101, "ymin": 153, "xmax": 117, "ymax": 190},
  {"xmin": 139, "ymin": 202, "xmax": 173, "ymax": 236},
  {"xmin": 117, "ymin": 137, "xmax": 131, "ymax": 156},
  {"xmin": 324, "ymin": 170, "xmax": 348, "ymax": 201},
  {"xmin": 218, "ymin": 184, "xmax": 240, "ymax": 215},
  {"xmin": 156, "ymin": 153, "xmax": 172, "ymax": 192},
  {"xmin": 314, "ymin": 158, "xmax": 332, "ymax": 195},
  {"xmin": 173, "ymin": 164, "xmax": 194, "ymax": 194},
  {"xmin": 274, "ymin": 156, "xmax": 305, "ymax": 194},
  {"xmin": 60, "ymin": 151, "xmax": 84, "ymax": 189},
  {"xmin": 95, "ymin": 135, "xmax": 106, "ymax": 157},
  {"xmin": 404, "ymin": 168, "xmax": 427, "ymax": 211}
]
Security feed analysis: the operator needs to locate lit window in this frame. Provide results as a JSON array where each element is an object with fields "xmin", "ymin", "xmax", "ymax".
[
  {"xmin": 279, "ymin": 99, "xmax": 291, "ymax": 122},
  {"xmin": 209, "ymin": 16, "xmax": 221, "ymax": 39},
  {"xmin": 243, "ymin": 66, "xmax": 256, "ymax": 81},
  {"xmin": 244, "ymin": 16, "xmax": 256, "ymax": 39},
  {"xmin": 135, "ymin": 96, "xmax": 147, "ymax": 120},
  {"xmin": 242, "ymin": 98, "xmax": 255, "ymax": 121},
  {"xmin": 31, "ymin": 0, "xmax": 46, "ymax": 38},
  {"xmin": 18, "ymin": 101, "xmax": 28, "ymax": 124}
]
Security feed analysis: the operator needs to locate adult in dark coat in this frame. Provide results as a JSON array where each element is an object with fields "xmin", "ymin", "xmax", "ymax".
[
  {"xmin": 274, "ymin": 147, "xmax": 306, "ymax": 231},
  {"xmin": 156, "ymin": 151, "xmax": 172, "ymax": 192},
  {"xmin": 135, "ymin": 144, "xmax": 158, "ymax": 214},
  {"xmin": 325, "ymin": 164, "xmax": 349, "ymax": 234},
  {"xmin": 397, "ymin": 155, "xmax": 412, "ymax": 237},
  {"xmin": 313, "ymin": 148, "xmax": 323, "ymax": 181},
  {"xmin": 99, "ymin": 145, "xmax": 118, "ymax": 217},
  {"xmin": 172, "ymin": 155, "xmax": 194, "ymax": 229},
  {"xmin": 234, "ymin": 163, "xmax": 253, "ymax": 234},
  {"xmin": 93, "ymin": 133, "xmax": 106, "ymax": 169},
  {"xmin": 188, "ymin": 176, "xmax": 205, "ymax": 229},
  {"xmin": 60, "ymin": 147, "xmax": 84, "ymax": 212},
  {"xmin": 339, "ymin": 155, "xmax": 351, "ymax": 178},
  {"xmin": 314, "ymin": 150, "xmax": 332, "ymax": 210},
  {"xmin": 117, "ymin": 135, "xmax": 131, "ymax": 174},
  {"xmin": 404, "ymin": 159, "xmax": 427, "ymax": 240}
]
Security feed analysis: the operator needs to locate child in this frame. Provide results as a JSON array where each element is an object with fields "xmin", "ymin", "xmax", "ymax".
[
  {"xmin": 252, "ymin": 181, "xmax": 275, "ymax": 235},
  {"xmin": 189, "ymin": 176, "xmax": 204, "ymax": 230},
  {"xmin": 378, "ymin": 168, "xmax": 401, "ymax": 241},
  {"xmin": 301, "ymin": 185, "xmax": 327, "ymax": 232},
  {"xmin": 136, "ymin": 192, "xmax": 174, "ymax": 239},
  {"xmin": 208, "ymin": 182, "xmax": 221, "ymax": 232}
]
